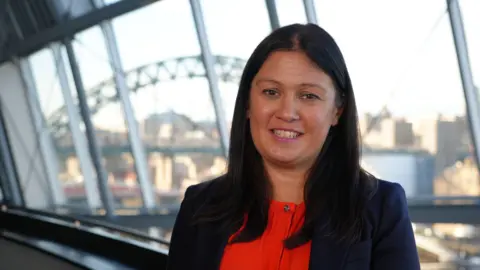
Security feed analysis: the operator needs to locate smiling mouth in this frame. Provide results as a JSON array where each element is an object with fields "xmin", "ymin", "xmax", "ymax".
[{"xmin": 271, "ymin": 129, "xmax": 303, "ymax": 139}]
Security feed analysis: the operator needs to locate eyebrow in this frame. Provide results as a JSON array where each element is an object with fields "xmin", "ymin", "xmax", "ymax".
[
  {"xmin": 255, "ymin": 78, "xmax": 327, "ymax": 92},
  {"xmin": 254, "ymin": 78, "xmax": 281, "ymax": 86}
]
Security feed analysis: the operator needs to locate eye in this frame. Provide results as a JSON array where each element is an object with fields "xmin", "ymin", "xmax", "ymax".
[
  {"xmin": 301, "ymin": 93, "xmax": 320, "ymax": 100},
  {"xmin": 262, "ymin": 89, "xmax": 279, "ymax": 96}
]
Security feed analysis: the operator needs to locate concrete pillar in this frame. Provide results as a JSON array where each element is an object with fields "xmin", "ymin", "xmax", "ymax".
[{"xmin": 0, "ymin": 62, "xmax": 51, "ymax": 208}]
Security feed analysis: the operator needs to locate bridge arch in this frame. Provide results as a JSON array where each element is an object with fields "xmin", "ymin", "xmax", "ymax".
[{"xmin": 47, "ymin": 55, "xmax": 247, "ymax": 138}]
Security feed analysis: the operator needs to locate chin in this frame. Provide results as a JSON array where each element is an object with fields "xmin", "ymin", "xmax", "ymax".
[{"xmin": 265, "ymin": 151, "xmax": 302, "ymax": 166}]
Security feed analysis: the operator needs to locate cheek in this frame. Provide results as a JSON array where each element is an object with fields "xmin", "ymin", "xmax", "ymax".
[
  {"xmin": 249, "ymin": 102, "xmax": 272, "ymax": 125},
  {"xmin": 306, "ymin": 107, "xmax": 335, "ymax": 129},
  {"xmin": 309, "ymin": 118, "xmax": 332, "ymax": 136},
  {"xmin": 248, "ymin": 107, "xmax": 266, "ymax": 136}
]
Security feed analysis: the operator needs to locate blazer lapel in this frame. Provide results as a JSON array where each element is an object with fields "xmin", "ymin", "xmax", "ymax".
[
  {"xmin": 309, "ymin": 216, "xmax": 350, "ymax": 269},
  {"xmin": 195, "ymin": 222, "xmax": 229, "ymax": 270}
]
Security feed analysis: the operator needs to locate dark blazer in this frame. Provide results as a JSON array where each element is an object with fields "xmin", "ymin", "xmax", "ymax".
[{"xmin": 166, "ymin": 178, "xmax": 420, "ymax": 270}]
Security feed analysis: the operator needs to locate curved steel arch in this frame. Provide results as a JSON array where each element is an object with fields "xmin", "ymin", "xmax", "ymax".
[{"xmin": 48, "ymin": 55, "xmax": 247, "ymax": 138}]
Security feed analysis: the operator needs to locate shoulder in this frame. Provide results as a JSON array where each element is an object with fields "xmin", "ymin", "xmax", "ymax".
[
  {"xmin": 361, "ymin": 179, "xmax": 420, "ymax": 268},
  {"xmin": 366, "ymin": 179, "xmax": 408, "ymax": 212},
  {"xmin": 370, "ymin": 179, "xmax": 407, "ymax": 203},
  {"xmin": 181, "ymin": 175, "xmax": 225, "ymax": 208},
  {"xmin": 363, "ymin": 178, "xmax": 412, "ymax": 240}
]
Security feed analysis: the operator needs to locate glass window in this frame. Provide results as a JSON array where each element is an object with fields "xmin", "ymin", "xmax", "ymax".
[
  {"xmin": 460, "ymin": 0, "xmax": 480, "ymax": 86},
  {"xmin": 315, "ymin": 0, "xmax": 478, "ymax": 197},
  {"xmin": 72, "ymin": 25, "xmax": 141, "ymax": 208},
  {"xmin": 315, "ymin": 1, "xmax": 480, "ymax": 266},
  {"xmin": 110, "ymin": 0, "xmax": 224, "ymax": 214},
  {"xmin": 4, "ymin": 1, "xmax": 477, "ymax": 263},
  {"xmin": 276, "ymin": 0, "xmax": 308, "ymax": 26},
  {"xmin": 29, "ymin": 48, "xmax": 101, "ymax": 213}
]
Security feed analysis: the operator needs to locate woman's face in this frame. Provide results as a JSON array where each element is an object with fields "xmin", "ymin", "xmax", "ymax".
[{"xmin": 249, "ymin": 51, "xmax": 342, "ymax": 171}]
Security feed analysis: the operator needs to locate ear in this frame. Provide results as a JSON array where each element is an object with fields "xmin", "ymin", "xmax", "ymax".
[{"xmin": 331, "ymin": 107, "xmax": 343, "ymax": 126}]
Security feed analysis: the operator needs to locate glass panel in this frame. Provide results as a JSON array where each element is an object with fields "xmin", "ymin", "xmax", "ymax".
[
  {"xmin": 29, "ymin": 48, "xmax": 99, "ymax": 212},
  {"xmin": 315, "ymin": 0, "xmax": 478, "ymax": 197},
  {"xmin": 200, "ymin": 0, "xmax": 271, "ymax": 124},
  {"xmin": 414, "ymin": 223, "xmax": 480, "ymax": 268},
  {"xmin": 110, "ymin": 0, "xmax": 223, "ymax": 218},
  {"xmin": 314, "ymin": 0, "xmax": 480, "ymax": 267},
  {"xmin": 201, "ymin": 0, "xmax": 271, "ymax": 59},
  {"xmin": 276, "ymin": 0, "xmax": 308, "ymax": 26},
  {"xmin": 6, "ymin": 0, "xmax": 478, "ymax": 258},
  {"xmin": 111, "ymin": 0, "xmax": 201, "ymax": 70},
  {"xmin": 460, "ymin": 0, "xmax": 480, "ymax": 87},
  {"xmin": 73, "ymin": 25, "xmax": 141, "ymax": 209},
  {"xmin": 200, "ymin": 0, "xmax": 271, "ymax": 148}
]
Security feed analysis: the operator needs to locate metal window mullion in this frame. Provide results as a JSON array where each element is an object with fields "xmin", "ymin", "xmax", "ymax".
[
  {"xmin": 17, "ymin": 58, "xmax": 66, "ymax": 207},
  {"xmin": 63, "ymin": 38, "xmax": 115, "ymax": 218},
  {"xmin": 446, "ymin": 0, "xmax": 480, "ymax": 169},
  {"xmin": 303, "ymin": 0, "xmax": 318, "ymax": 24},
  {"xmin": 95, "ymin": 17, "xmax": 156, "ymax": 210},
  {"xmin": 189, "ymin": 0, "xmax": 229, "ymax": 158},
  {"xmin": 51, "ymin": 43, "xmax": 102, "ymax": 210},
  {"xmin": 265, "ymin": 0, "xmax": 280, "ymax": 30}
]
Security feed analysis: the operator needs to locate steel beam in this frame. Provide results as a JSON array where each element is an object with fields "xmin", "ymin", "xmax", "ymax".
[
  {"xmin": 0, "ymin": 0, "xmax": 161, "ymax": 64},
  {"xmin": 447, "ymin": 0, "xmax": 480, "ymax": 169},
  {"xmin": 51, "ymin": 43, "xmax": 102, "ymax": 210},
  {"xmin": 92, "ymin": 0, "xmax": 156, "ymax": 211},
  {"xmin": 303, "ymin": 0, "xmax": 318, "ymax": 24},
  {"xmin": 408, "ymin": 204, "xmax": 480, "ymax": 224},
  {"xmin": 265, "ymin": 0, "xmax": 280, "ymax": 30},
  {"xmin": 189, "ymin": 0, "xmax": 230, "ymax": 157},
  {"xmin": 64, "ymin": 38, "xmax": 115, "ymax": 218},
  {"xmin": 16, "ymin": 58, "xmax": 66, "ymax": 207}
]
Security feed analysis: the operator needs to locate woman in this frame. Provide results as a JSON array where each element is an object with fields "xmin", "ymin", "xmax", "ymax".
[{"xmin": 167, "ymin": 23, "xmax": 420, "ymax": 270}]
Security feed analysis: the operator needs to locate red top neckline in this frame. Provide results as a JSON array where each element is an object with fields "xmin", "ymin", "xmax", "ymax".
[{"xmin": 269, "ymin": 200, "xmax": 305, "ymax": 212}]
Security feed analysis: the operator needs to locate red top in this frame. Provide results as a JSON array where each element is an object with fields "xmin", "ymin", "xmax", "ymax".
[{"xmin": 220, "ymin": 201, "xmax": 311, "ymax": 270}]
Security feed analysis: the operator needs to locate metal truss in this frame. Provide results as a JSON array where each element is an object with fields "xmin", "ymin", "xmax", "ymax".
[
  {"xmin": 47, "ymin": 55, "xmax": 246, "ymax": 139},
  {"xmin": 0, "ymin": 0, "xmax": 162, "ymax": 64}
]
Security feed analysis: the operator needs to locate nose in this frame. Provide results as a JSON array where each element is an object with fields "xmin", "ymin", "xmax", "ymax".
[{"xmin": 275, "ymin": 95, "xmax": 299, "ymax": 122}]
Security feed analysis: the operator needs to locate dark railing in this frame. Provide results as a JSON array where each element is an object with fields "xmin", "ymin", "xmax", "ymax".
[{"xmin": 0, "ymin": 204, "xmax": 169, "ymax": 269}]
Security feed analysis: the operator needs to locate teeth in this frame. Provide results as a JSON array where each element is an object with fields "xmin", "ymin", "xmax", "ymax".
[{"xmin": 273, "ymin": 129, "xmax": 300, "ymax": 138}]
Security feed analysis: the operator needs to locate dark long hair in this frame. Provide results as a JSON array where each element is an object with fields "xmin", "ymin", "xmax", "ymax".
[{"xmin": 193, "ymin": 23, "xmax": 377, "ymax": 248}]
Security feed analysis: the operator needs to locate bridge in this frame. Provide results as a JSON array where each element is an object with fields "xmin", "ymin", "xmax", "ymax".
[{"xmin": 47, "ymin": 55, "xmax": 246, "ymax": 140}]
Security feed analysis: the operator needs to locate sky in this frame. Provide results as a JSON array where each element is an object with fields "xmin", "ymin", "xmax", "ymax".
[{"xmin": 27, "ymin": 0, "xmax": 480, "ymax": 132}]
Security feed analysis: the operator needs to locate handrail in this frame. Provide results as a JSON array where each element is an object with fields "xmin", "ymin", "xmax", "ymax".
[
  {"xmin": 0, "ymin": 205, "xmax": 169, "ymax": 269},
  {"xmin": 0, "ymin": 204, "xmax": 170, "ymax": 246}
]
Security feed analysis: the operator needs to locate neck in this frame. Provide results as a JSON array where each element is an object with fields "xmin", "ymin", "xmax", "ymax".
[{"xmin": 263, "ymin": 161, "xmax": 306, "ymax": 204}]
